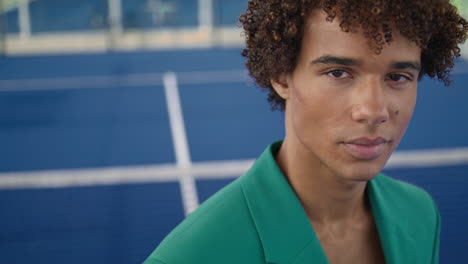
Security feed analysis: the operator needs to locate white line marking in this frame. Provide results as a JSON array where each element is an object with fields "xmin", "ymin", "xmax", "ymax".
[
  {"xmin": 163, "ymin": 72, "xmax": 199, "ymax": 216},
  {"xmin": 0, "ymin": 70, "xmax": 248, "ymax": 92},
  {"xmin": 0, "ymin": 73, "xmax": 164, "ymax": 91},
  {"xmin": 178, "ymin": 70, "xmax": 249, "ymax": 85},
  {"xmin": 386, "ymin": 147, "xmax": 468, "ymax": 168},
  {"xmin": 0, "ymin": 160, "xmax": 254, "ymax": 189},
  {"xmin": 0, "ymin": 164, "xmax": 178, "ymax": 189},
  {"xmin": 0, "ymin": 147, "xmax": 467, "ymax": 190}
]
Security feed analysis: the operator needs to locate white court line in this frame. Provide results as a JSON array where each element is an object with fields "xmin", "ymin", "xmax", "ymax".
[
  {"xmin": 0, "ymin": 70, "xmax": 248, "ymax": 92},
  {"xmin": 0, "ymin": 147, "xmax": 467, "ymax": 190},
  {"xmin": 385, "ymin": 147, "xmax": 468, "ymax": 168},
  {"xmin": 0, "ymin": 74, "xmax": 162, "ymax": 91},
  {"xmin": 163, "ymin": 72, "xmax": 199, "ymax": 216},
  {"xmin": 0, "ymin": 159, "xmax": 254, "ymax": 189},
  {"xmin": 178, "ymin": 70, "xmax": 249, "ymax": 85}
]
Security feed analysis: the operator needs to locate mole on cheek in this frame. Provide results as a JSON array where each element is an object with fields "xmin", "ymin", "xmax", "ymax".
[{"xmin": 395, "ymin": 110, "xmax": 400, "ymax": 116}]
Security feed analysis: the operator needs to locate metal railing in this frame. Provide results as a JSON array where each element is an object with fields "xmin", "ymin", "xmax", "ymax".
[{"xmin": 0, "ymin": 0, "xmax": 246, "ymax": 55}]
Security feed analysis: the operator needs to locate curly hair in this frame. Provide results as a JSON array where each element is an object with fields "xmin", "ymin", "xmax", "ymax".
[{"xmin": 239, "ymin": 0, "xmax": 468, "ymax": 111}]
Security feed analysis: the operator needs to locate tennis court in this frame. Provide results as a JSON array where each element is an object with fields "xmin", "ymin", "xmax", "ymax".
[
  {"xmin": 1, "ymin": 0, "xmax": 468, "ymax": 263},
  {"xmin": 0, "ymin": 49, "xmax": 467, "ymax": 263}
]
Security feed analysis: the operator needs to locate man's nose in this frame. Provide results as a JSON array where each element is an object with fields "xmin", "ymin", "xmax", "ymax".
[{"xmin": 351, "ymin": 78, "xmax": 390, "ymax": 126}]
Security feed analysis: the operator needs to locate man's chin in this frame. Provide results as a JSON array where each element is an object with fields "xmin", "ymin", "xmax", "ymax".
[{"xmin": 339, "ymin": 163, "xmax": 386, "ymax": 182}]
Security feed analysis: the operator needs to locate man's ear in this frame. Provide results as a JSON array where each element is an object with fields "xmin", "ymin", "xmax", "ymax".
[{"xmin": 270, "ymin": 73, "xmax": 290, "ymax": 100}]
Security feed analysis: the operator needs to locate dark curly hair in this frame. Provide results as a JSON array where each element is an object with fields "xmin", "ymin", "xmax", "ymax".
[{"xmin": 239, "ymin": 0, "xmax": 468, "ymax": 111}]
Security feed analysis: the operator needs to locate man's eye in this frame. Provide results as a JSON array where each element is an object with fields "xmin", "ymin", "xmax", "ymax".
[
  {"xmin": 327, "ymin": 70, "xmax": 351, "ymax": 79},
  {"xmin": 388, "ymin": 73, "xmax": 412, "ymax": 82}
]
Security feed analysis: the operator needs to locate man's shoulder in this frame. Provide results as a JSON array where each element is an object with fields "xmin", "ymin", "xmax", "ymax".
[
  {"xmin": 371, "ymin": 174, "xmax": 440, "ymax": 262},
  {"xmin": 373, "ymin": 174, "xmax": 435, "ymax": 202},
  {"xmin": 371, "ymin": 174, "xmax": 439, "ymax": 223},
  {"xmin": 145, "ymin": 178, "xmax": 264, "ymax": 264}
]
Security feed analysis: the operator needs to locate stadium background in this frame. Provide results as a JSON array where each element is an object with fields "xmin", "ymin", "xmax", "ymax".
[{"xmin": 0, "ymin": 0, "xmax": 467, "ymax": 263}]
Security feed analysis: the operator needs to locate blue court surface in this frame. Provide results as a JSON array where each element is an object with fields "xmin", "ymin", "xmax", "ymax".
[{"xmin": 0, "ymin": 48, "xmax": 467, "ymax": 263}]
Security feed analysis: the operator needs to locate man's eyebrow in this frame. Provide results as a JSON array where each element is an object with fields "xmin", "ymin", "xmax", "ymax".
[
  {"xmin": 391, "ymin": 61, "xmax": 422, "ymax": 71},
  {"xmin": 310, "ymin": 55, "xmax": 361, "ymax": 66}
]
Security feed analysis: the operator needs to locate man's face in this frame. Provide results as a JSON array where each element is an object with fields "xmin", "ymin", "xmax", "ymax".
[{"xmin": 276, "ymin": 10, "xmax": 421, "ymax": 181}]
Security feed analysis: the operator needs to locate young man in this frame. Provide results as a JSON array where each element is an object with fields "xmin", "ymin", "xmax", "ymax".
[{"xmin": 145, "ymin": 1, "xmax": 467, "ymax": 263}]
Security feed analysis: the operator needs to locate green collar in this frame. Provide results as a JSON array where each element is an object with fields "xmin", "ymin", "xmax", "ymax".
[{"xmin": 240, "ymin": 141, "xmax": 416, "ymax": 264}]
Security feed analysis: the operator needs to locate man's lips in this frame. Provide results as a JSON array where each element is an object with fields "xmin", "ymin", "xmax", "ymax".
[
  {"xmin": 342, "ymin": 137, "xmax": 390, "ymax": 160},
  {"xmin": 346, "ymin": 137, "xmax": 389, "ymax": 146}
]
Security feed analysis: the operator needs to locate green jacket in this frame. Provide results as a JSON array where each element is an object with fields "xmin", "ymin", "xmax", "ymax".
[{"xmin": 145, "ymin": 142, "xmax": 440, "ymax": 264}]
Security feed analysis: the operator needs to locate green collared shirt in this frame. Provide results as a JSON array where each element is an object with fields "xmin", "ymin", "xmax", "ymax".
[{"xmin": 145, "ymin": 142, "xmax": 440, "ymax": 264}]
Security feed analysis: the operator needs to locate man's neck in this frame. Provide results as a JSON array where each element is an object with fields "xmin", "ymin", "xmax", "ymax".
[{"xmin": 275, "ymin": 137, "xmax": 371, "ymax": 225}]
